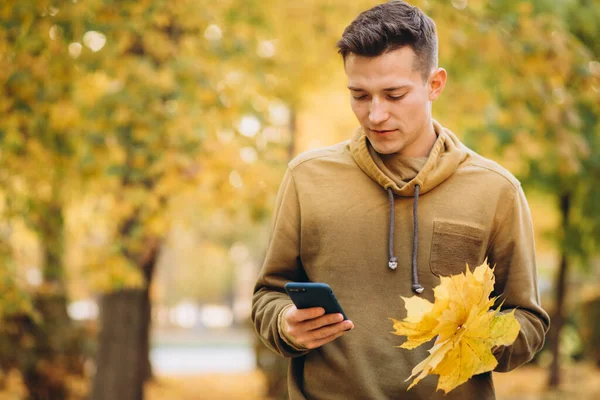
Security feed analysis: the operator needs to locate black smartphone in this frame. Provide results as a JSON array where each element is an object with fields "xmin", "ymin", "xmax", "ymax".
[{"xmin": 284, "ymin": 282, "xmax": 348, "ymax": 321}]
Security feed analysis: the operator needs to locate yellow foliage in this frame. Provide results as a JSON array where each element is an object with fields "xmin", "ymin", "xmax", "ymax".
[
  {"xmin": 144, "ymin": 213, "xmax": 168, "ymax": 236},
  {"xmin": 86, "ymin": 252, "xmax": 145, "ymax": 293},
  {"xmin": 390, "ymin": 262, "xmax": 520, "ymax": 393},
  {"xmin": 0, "ymin": 262, "xmax": 37, "ymax": 320},
  {"xmin": 49, "ymin": 100, "xmax": 81, "ymax": 131}
]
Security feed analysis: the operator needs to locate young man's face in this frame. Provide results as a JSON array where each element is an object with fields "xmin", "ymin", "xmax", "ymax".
[{"xmin": 344, "ymin": 46, "xmax": 446, "ymax": 156}]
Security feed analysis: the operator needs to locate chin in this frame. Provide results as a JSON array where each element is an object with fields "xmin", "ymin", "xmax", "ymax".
[{"xmin": 372, "ymin": 142, "xmax": 402, "ymax": 155}]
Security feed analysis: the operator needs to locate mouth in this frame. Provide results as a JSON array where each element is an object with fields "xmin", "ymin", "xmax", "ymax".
[{"xmin": 370, "ymin": 129, "xmax": 396, "ymax": 135}]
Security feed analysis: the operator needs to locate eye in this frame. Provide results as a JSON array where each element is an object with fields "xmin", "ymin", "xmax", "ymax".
[
  {"xmin": 352, "ymin": 95, "xmax": 368, "ymax": 100},
  {"xmin": 388, "ymin": 94, "xmax": 406, "ymax": 101}
]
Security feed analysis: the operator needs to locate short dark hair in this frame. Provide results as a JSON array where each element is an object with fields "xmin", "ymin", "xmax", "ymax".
[{"xmin": 336, "ymin": 1, "xmax": 438, "ymax": 82}]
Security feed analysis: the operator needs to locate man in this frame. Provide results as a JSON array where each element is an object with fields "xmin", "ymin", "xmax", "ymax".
[{"xmin": 252, "ymin": 1, "xmax": 550, "ymax": 399}]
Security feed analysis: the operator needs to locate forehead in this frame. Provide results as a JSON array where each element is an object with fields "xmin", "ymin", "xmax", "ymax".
[{"xmin": 344, "ymin": 47, "xmax": 421, "ymax": 89}]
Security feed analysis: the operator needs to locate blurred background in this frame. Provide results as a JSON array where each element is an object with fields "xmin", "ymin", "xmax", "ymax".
[{"xmin": 0, "ymin": 0, "xmax": 599, "ymax": 399}]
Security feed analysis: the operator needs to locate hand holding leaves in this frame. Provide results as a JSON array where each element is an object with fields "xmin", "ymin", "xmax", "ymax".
[{"xmin": 390, "ymin": 261, "xmax": 520, "ymax": 393}]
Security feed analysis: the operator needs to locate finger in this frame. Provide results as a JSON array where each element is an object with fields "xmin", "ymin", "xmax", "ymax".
[
  {"xmin": 287, "ymin": 306, "xmax": 325, "ymax": 323},
  {"xmin": 306, "ymin": 320, "xmax": 354, "ymax": 342},
  {"xmin": 293, "ymin": 320, "xmax": 354, "ymax": 348},
  {"xmin": 288, "ymin": 315, "xmax": 347, "ymax": 339},
  {"xmin": 306, "ymin": 324, "xmax": 353, "ymax": 349},
  {"xmin": 303, "ymin": 313, "xmax": 345, "ymax": 331}
]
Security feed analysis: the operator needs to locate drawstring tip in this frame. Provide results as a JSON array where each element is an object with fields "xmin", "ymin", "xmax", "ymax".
[
  {"xmin": 388, "ymin": 257, "xmax": 398, "ymax": 270},
  {"xmin": 412, "ymin": 284, "xmax": 424, "ymax": 294}
]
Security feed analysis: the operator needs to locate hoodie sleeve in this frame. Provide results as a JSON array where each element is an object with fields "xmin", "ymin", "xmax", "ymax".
[
  {"xmin": 251, "ymin": 168, "xmax": 310, "ymax": 358},
  {"xmin": 488, "ymin": 183, "xmax": 551, "ymax": 372}
]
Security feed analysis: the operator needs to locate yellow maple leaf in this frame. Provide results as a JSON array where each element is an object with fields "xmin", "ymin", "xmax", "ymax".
[{"xmin": 389, "ymin": 261, "xmax": 520, "ymax": 393}]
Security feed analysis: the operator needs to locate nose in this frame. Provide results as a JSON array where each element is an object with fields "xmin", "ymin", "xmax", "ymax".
[{"xmin": 368, "ymin": 99, "xmax": 389, "ymax": 125}]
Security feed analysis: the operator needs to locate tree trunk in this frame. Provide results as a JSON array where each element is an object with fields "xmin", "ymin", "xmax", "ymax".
[
  {"xmin": 140, "ymin": 252, "xmax": 155, "ymax": 384},
  {"xmin": 39, "ymin": 201, "xmax": 66, "ymax": 289},
  {"xmin": 21, "ymin": 201, "xmax": 86, "ymax": 400},
  {"xmin": 91, "ymin": 290, "xmax": 146, "ymax": 400},
  {"xmin": 548, "ymin": 192, "xmax": 571, "ymax": 388},
  {"xmin": 91, "ymin": 240, "xmax": 159, "ymax": 400},
  {"xmin": 21, "ymin": 293, "xmax": 72, "ymax": 400}
]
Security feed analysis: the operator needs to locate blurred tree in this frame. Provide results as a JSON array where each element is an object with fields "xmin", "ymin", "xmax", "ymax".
[
  {"xmin": 0, "ymin": 1, "xmax": 89, "ymax": 398},
  {"xmin": 540, "ymin": 0, "xmax": 600, "ymax": 387},
  {"xmin": 2, "ymin": 0, "xmax": 294, "ymax": 398},
  {"xmin": 63, "ymin": 0, "xmax": 299, "ymax": 398},
  {"xmin": 0, "ymin": 225, "xmax": 38, "ymax": 388}
]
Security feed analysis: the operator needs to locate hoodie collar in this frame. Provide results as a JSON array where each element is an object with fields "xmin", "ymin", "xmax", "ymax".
[
  {"xmin": 349, "ymin": 120, "xmax": 470, "ymax": 294},
  {"xmin": 349, "ymin": 120, "xmax": 468, "ymax": 196}
]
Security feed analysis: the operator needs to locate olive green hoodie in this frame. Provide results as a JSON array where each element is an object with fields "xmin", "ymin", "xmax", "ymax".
[{"xmin": 252, "ymin": 121, "xmax": 550, "ymax": 399}]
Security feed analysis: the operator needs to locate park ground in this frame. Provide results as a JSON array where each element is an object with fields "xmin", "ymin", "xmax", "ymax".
[
  {"xmin": 0, "ymin": 362, "xmax": 597, "ymax": 399},
  {"xmin": 146, "ymin": 363, "xmax": 600, "ymax": 400}
]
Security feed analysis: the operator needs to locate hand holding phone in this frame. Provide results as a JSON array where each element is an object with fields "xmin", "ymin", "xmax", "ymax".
[
  {"xmin": 284, "ymin": 282, "xmax": 348, "ymax": 320},
  {"xmin": 281, "ymin": 282, "xmax": 354, "ymax": 350}
]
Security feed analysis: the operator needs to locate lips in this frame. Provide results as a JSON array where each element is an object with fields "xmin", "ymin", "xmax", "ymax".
[{"xmin": 371, "ymin": 129, "xmax": 396, "ymax": 135}]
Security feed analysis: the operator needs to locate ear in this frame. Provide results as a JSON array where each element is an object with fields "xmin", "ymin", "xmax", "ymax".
[{"xmin": 428, "ymin": 68, "xmax": 447, "ymax": 101}]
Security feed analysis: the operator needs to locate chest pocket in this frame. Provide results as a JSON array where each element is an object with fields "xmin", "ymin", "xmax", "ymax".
[{"xmin": 430, "ymin": 220, "xmax": 485, "ymax": 276}]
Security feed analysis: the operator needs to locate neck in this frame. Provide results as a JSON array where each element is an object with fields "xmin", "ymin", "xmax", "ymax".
[{"xmin": 401, "ymin": 121, "xmax": 438, "ymax": 158}]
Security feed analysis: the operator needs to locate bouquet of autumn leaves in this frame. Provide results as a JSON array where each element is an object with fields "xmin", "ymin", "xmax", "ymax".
[{"xmin": 390, "ymin": 261, "xmax": 520, "ymax": 394}]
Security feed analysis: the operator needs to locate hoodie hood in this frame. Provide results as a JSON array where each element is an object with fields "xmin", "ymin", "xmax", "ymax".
[
  {"xmin": 349, "ymin": 120, "xmax": 469, "ymax": 196},
  {"xmin": 349, "ymin": 120, "xmax": 470, "ymax": 293}
]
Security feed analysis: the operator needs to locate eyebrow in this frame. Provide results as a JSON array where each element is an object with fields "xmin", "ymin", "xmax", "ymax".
[{"xmin": 347, "ymin": 86, "xmax": 410, "ymax": 92}]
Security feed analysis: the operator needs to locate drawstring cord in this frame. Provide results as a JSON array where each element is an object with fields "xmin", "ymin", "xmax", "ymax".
[
  {"xmin": 387, "ymin": 189, "xmax": 398, "ymax": 271},
  {"xmin": 411, "ymin": 185, "xmax": 424, "ymax": 294},
  {"xmin": 387, "ymin": 186, "xmax": 425, "ymax": 294}
]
